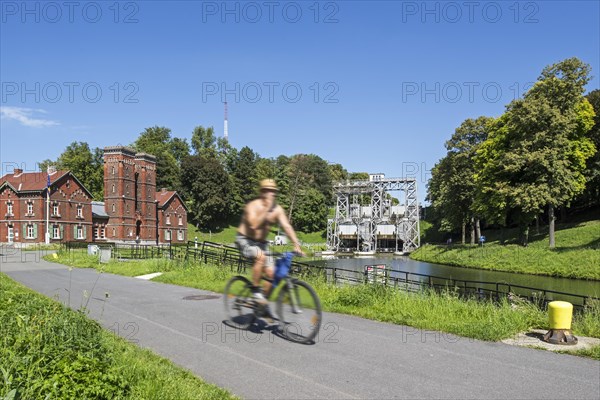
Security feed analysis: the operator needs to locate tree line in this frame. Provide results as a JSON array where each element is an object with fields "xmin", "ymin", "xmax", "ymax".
[
  {"xmin": 426, "ymin": 58, "xmax": 599, "ymax": 248},
  {"xmin": 40, "ymin": 127, "xmax": 353, "ymax": 233}
]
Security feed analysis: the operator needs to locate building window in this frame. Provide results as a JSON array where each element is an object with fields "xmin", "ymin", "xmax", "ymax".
[
  {"xmin": 53, "ymin": 225, "xmax": 60, "ymax": 239},
  {"xmin": 178, "ymin": 215, "xmax": 183, "ymax": 226},
  {"xmin": 112, "ymin": 184, "xmax": 115, "ymax": 193},
  {"xmin": 165, "ymin": 230, "xmax": 171, "ymax": 241},
  {"xmin": 77, "ymin": 226, "xmax": 83, "ymax": 239},
  {"xmin": 177, "ymin": 230, "xmax": 184, "ymax": 241},
  {"xmin": 6, "ymin": 202, "xmax": 13, "ymax": 216},
  {"xmin": 94, "ymin": 227, "xmax": 100, "ymax": 239},
  {"xmin": 112, "ymin": 203, "xmax": 116, "ymax": 212},
  {"xmin": 27, "ymin": 202, "xmax": 33, "ymax": 215},
  {"xmin": 112, "ymin": 166, "xmax": 115, "ymax": 175},
  {"xmin": 126, "ymin": 184, "xmax": 129, "ymax": 195},
  {"xmin": 126, "ymin": 204, "xmax": 129, "ymax": 214},
  {"xmin": 77, "ymin": 205, "xmax": 83, "ymax": 218},
  {"xmin": 53, "ymin": 203, "xmax": 59, "ymax": 216},
  {"xmin": 113, "ymin": 227, "xmax": 116, "ymax": 237},
  {"xmin": 100, "ymin": 227, "xmax": 106, "ymax": 239},
  {"xmin": 166, "ymin": 214, "xmax": 171, "ymax": 225},
  {"xmin": 27, "ymin": 224, "xmax": 35, "ymax": 239}
]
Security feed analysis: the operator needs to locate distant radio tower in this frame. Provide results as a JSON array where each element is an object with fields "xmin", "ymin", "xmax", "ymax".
[{"xmin": 223, "ymin": 101, "xmax": 229, "ymax": 140}]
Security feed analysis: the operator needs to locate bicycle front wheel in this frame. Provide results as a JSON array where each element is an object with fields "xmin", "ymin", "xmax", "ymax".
[
  {"xmin": 224, "ymin": 276, "xmax": 256, "ymax": 329},
  {"xmin": 276, "ymin": 279, "xmax": 322, "ymax": 344}
]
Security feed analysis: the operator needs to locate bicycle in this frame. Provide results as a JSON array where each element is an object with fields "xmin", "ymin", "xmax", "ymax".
[{"xmin": 224, "ymin": 252, "xmax": 322, "ymax": 344}]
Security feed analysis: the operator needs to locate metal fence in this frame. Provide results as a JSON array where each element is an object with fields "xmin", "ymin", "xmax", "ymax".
[
  {"xmin": 64, "ymin": 241, "xmax": 186, "ymax": 260},
  {"xmin": 185, "ymin": 241, "xmax": 598, "ymax": 311}
]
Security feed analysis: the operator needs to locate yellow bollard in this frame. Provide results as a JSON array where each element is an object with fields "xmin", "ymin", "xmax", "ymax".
[
  {"xmin": 548, "ymin": 301, "xmax": 573, "ymax": 329},
  {"xmin": 543, "ymin": 301, "xmax": 577, "ymax": 345}
]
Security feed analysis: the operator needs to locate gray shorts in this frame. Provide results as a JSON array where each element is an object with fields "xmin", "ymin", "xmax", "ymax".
[{"xmin": 235, "ymin": 233, "xmax": 274, "ymax": 268}]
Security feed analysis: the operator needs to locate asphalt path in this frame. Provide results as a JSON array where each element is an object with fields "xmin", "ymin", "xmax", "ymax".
[{"xmin": 2, "ymin": 249, "xmax": 599, "ymax": 399}]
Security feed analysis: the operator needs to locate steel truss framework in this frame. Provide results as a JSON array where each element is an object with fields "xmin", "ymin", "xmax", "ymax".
[{"xmin": 326, "ymin": 178, "xmax": 420, "ymax": 253}]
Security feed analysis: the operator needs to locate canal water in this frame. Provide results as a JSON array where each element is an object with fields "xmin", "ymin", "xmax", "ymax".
[{"xmin": 309, "ymin": 256, "xmax": 600, "ymax": 299}]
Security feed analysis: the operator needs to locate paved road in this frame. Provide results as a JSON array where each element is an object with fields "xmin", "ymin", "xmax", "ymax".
[{"xmin": 2, "ymin": 249, "xmax": 599, "ymax": 399}]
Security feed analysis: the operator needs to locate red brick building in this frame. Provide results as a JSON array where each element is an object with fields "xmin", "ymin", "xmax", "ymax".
[
  {"xmin": 0, "ymin": 168, "xmax": 93, "ymax": 245},
  {"xmin": 156, "ymin": 189, "xmax": 188, "ymax": 243},
  {"xmin": 0, "ymin": 146, "xmax": 188, "ymax": 246}
]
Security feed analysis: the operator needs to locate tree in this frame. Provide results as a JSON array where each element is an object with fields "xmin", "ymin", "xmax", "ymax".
[
  {"xmin": 427, "ymin": 117, "xmax": 492, "ymax": 243},
  {"xmin": 181, "ymin": 155, "xmax": 231, "ymax": 230},
  {"xmin": 170, "ymin": 137, "xmax": 191, "ymax": 165},
  {"xmin": 286, "ymin": 154, "xmax": 333, "ymax": 226},
  {"xmin": 475, "ymin": 58, "xmax": 596, "ymax": 247},
  {"xmin": 41, "ymin": 142, "xmax": 104, "ymax": 200},
  {"xmin": 292, "ymin": 188, "xmax": 328, "ymax": 232},
  {"xmin": 132, "ymin": 126, "xmax": 181, "ymax": 192},
  {"xmin": 580, "ymin": 89, "xmax": 600, "ymax": 206},
  {"xmin": 191, "ymin": 126, "xmax": 217, "ymax": 158}
]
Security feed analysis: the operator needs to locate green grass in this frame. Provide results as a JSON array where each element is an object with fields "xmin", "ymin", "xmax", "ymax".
[
  {"xmin": 0, "ymin": 273, "xmax": 236, "ymax": 400},
  {"xmin": 411, "ymin": 220, "xmax": 600, "ymax": 280}
]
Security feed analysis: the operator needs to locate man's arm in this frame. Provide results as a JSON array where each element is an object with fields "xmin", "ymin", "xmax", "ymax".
[{"xmin": 276, "ymin": 207, "xmax": 304, "ymax": 255}]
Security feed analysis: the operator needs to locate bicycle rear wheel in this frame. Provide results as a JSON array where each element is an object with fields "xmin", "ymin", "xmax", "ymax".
[
  {"xmin": 224, "ymin": 276, "xmax": 256, "ymax": 329},
  {"xmin": 276, "ymin": 279, "xmax": 322, "ymax": 344}
]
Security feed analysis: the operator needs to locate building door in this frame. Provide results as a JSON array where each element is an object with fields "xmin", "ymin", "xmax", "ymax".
[
  {"xmin": 7, "ymin": 225, "xmax": 14, "ymax": 243},
  {"xmin": 135, "ymin": 220, "xmax": 141, "ymax": 241}
]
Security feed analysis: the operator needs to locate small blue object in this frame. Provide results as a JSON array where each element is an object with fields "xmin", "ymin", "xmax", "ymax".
[
  {"xmin": 274, "ymin": 252, "xmax": 293, "ymax": 286},
  {"xmin": 480, "ymin": 236, "xmax": 486, "ymax": 243}
]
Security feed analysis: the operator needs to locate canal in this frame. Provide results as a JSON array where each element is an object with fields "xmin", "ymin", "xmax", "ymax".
[{"xmin": 309, "ymin": 256, "xmax": 600, "ymax": 299}]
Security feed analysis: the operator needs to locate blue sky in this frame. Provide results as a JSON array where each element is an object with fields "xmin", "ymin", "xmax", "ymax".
[{"xmin": 1, "ymin": 1, "xmax": 599, "ymax": 203}]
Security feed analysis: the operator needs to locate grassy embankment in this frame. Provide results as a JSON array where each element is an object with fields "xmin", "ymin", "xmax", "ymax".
[
  {"xmin": 187, "ymin": 224, "xmax": 326, "ymax": 250},
  {"xmin": 413, "ymin": 219, "xmax": 600, "ymax": 280},
  {"xmin": 0, "ymin": 273, "xmax": 237, "ymax": 400},
  {"xmin": 46, "ymin": 251, "xmax": 600, "ymax": 360}
]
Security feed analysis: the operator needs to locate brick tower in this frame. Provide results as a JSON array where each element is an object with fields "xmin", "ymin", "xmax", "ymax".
[
  {"xmin": 134, "ymin": 152, "xmax": 157, "ymax": 242},
  {"xmin": 103, "ymin": 146, "xmax": 157, "ymax": 243}
]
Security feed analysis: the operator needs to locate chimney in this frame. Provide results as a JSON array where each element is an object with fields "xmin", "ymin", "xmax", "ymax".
[
  {"xmin": 161, "ymin": 188, "xmax": 168, "ymax": 192},
  {"xmin": 14, "ymin": 168, "xmax": 23, "ymax": 175}
]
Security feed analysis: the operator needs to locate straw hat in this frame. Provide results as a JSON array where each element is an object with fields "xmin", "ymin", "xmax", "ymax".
[{"xmin": 259, "ymin": 179, "xmax": 278, "ymax": 191}]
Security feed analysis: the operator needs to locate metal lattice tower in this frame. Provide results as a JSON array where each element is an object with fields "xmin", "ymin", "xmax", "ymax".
[{"xmin": 326, "ymin": 175, "xmax": 420, "ymax": 254}]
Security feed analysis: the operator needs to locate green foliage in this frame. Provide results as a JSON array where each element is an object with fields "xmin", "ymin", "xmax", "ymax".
[
  {"xmin": 428, "ymin": 117, "xmax": 492, "ymax": 233},
  {"xmin": 471, "ymin": 58, "xmax": 597, "ymax": 246},
  {"xmin": 181, "ymin": 155, "xmax": 231, "ymax": 230},
  {"xmin": 132, "ymin": 126, "xmax": 183, "ymax": 191},
  {"xmin": 291, "ymin": 188, "xmax": 328, "ymax": 232},
  {"xmin": 191, "ymin": 126, "xmax": 217, "ymax": 158}
]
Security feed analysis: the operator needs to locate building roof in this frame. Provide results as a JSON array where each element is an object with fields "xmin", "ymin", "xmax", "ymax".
[
  {"xmin": 0, "ymin": 170, "xmax": 95, "ymax": 199},
  {"xmin": 0, "ymin": 170, "xmax": 68, "ymax": 192},
  {"xmin": 155, "ymin": 190, "xmax": 188, "ymax": 211},
  {"xmin": 92, "ymin": 201, "xmax": 109, "ymax": 218}
]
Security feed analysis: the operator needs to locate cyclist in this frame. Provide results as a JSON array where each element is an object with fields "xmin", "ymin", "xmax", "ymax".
[{"xmin": 235, "ymin": 179, "xmax": 305, "ymax": 304}]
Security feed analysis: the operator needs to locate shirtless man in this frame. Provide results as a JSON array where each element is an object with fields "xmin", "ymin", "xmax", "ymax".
[{"xmin": 235, "ymin": 179, "xmax": 304, "ymax": 303}]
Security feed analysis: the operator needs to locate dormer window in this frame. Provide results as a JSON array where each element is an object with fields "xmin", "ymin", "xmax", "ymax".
[
  {"xmin": 6, "ymin": 202, "xmax": 13, "ymax": 216},
  {"xmin": 53, "ymin": 203, "xmax": 60, "ymax": 216},
  {"xmin": 77, "ymin": 205, "xmax": 83, "ymax": 218}
]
